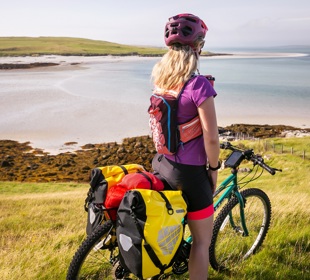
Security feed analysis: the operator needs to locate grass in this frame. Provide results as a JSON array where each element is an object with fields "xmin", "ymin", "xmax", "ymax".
[
  {"xmin": 0, "ymin": 36, "xmax": 215, "ymax": 57},
  {"xmin": 0, "ymin": 37, "xmax": 167, "ymax": 57},
  {"xmin": 0, "ymin": 137, "xmax": 309, "ymax": 279}
]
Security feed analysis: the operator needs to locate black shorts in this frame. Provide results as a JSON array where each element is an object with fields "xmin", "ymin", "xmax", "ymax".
[{"xmin": 152, "ymin": 154, "xmax": 213, "ymax": 218}]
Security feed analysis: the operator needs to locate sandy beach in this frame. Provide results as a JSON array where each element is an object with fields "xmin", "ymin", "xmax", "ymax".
[{"xmin": 0, "ymin": 54, "xmax": 309, "ymax": 154}]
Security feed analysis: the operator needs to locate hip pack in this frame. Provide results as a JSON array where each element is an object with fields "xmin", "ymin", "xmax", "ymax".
[{"xmin": 116, "ymin": 189, "xmax": 187, "ymax": 279}]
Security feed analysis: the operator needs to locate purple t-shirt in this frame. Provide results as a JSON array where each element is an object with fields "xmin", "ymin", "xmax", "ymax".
[{"xmin": 165, "ymin": 75, "xmax": 217, "ymax": 165}]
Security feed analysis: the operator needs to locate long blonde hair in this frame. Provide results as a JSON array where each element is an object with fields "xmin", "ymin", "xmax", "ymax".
[{"xmin": 151, "ymin": 43, "xmax": 201, "ymax": 94}]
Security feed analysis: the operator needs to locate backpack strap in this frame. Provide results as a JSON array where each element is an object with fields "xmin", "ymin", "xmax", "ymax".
[{"xmin": 176, "ymin": 76, "xmax": 194, "ymax": 101}]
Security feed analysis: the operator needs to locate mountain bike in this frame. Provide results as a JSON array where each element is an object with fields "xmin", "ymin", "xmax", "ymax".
[{"xmin": 66, "ymin": 141, "xmax": 281, "ymax": 279}]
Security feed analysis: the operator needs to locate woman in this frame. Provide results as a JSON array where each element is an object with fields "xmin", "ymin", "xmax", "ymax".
[{"xmin": 151, "ymin": 14, "xmax": 220, "ymax": 280}]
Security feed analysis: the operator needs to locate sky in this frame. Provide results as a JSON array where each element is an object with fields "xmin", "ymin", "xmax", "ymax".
[{"xmin": 1, "ymin": 0, "xmax": 310, "ymax": 49}]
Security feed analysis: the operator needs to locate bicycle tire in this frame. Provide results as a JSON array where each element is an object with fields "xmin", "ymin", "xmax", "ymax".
[
  {"xmin": 67, "ymin": 220, "xmax": 124, "ymax": 280},
  {"xmin": 209, "ymin": 188, "xmax": 272, "ymax": 271}
]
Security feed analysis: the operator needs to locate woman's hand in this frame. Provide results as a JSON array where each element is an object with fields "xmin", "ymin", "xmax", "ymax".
[{"xmin": 207, "ymin": 169, "xmax": 218, "ymax": 194}]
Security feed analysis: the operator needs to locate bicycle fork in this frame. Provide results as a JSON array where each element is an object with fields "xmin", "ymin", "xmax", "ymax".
[
  {"xmin": 215, "ymin": 174, "xmax": 249, "ymax": 237},
  {"xmin": 230, "ymin": 191, "xmax": 249, "ymax": 237}
]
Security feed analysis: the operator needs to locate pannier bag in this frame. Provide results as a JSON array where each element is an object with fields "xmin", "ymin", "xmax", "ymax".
[
  {"xmin": 104, "ymin": 171, "xmax": 165, "ymax": 220},
  {"xmin": 85, "ymin": 164, "xmax": 144, "ymax": 235},
  {"xmin": 116, "ymin": 189, "xmax": 187, "ymax": 279}
]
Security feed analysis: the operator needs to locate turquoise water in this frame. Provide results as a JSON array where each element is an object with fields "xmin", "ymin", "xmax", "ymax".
[
  {"xmin": 0, "ymin": 48, "xmax": 309, "ymax": 151},
  {"xmin": 61, "ymin": 47, "xmax": 310, "ymax": 127},
  {"xmin": 198, "ymin": 48, "xmax": 310, "ymax": 125}
]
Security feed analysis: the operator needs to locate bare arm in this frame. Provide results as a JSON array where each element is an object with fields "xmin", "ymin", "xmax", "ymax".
[{"xmin": 198, "ymin": 96, "xmax": 220, "ymax": 191}]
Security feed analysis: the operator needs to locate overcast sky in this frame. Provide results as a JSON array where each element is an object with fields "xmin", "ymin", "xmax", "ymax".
[{"xmin": 1, "ymin": 0, "xmax": 309, "ymax": 49}]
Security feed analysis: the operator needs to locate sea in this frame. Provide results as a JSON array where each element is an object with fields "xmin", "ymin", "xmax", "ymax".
[
  {"xmin": 58, "ymin": 46, "xmax": 310, "ymax": 127},
  {"xmin": 0, "ymin": 46, "xmax": 309, "ymax": 152}
]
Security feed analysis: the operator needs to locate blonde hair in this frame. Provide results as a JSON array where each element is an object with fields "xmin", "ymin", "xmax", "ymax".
[{"xmin": 151, "ymin": 44, "xmax": 199, "ymax": 93}]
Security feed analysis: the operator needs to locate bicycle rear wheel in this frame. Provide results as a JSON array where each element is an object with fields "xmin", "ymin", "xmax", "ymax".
[
  {"xmin": 209, "ymin": 188, "xmax": 272, "ymax": 271},
  {"xmin": 66, "ymin": 220, "xmax": 124, "ymax": 280}
]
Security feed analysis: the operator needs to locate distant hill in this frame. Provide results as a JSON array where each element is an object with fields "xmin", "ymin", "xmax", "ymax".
[{"xmin": 0, "ymin": 36, "xmax": 216, "ymax": 57}]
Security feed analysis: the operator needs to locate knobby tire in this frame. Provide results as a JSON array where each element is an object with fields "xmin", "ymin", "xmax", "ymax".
[
  {"xmin": 66, "ymin": 220, "xmax": 120, "ymax": 280},
  {"xmin": 209, "ymin": 188, "xmax": 272, "ymax": 271}
]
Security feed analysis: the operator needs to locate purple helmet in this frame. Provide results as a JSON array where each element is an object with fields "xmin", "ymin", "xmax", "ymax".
[{"xmin": 164, "ymin": 13, "xmax": 208, "ymax": 48}]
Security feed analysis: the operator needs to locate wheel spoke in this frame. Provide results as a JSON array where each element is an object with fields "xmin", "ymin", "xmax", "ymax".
[{"xmin": 209, "ymin": 188, "xmax": 271, "ymax": 271}]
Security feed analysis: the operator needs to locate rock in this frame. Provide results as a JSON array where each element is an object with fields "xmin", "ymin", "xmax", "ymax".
[
  {"xmin": 1, "ymin": 160, "xmax": 12, "ymax": 167},
  {"xmin": 0, "ymin": 124, "xmax": 308, "ymax": 182}
]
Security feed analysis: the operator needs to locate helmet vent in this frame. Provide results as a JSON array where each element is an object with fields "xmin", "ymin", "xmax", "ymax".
[
  {"xmin": 184, "ymin": 17, "xmax": 197, "ymax": 23},
  {"xmin": 181, "ymin": 26, "xmax": 193, "ymax": 37}
]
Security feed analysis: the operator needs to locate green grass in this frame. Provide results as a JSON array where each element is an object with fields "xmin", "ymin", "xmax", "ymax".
[
  {"xmin": 0, "ymin": 138, "xmax": 309, "ymax": 279},
  {"xmin": 0, "ymin": 36, "xmax": 215, "ymax": 57},
  {"xmin": 0, "ymin": 37, "xmax": 166, "ymax": 57}
]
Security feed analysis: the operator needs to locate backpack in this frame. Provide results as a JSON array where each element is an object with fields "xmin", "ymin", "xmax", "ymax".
[
  {"xmin": 85, "ymin": 164, "xmax": 145, "ymax": 235},
  {"xmin": 148, "ymin": 78, "xmax": 202, "ymax": 155},
  {"xmin": 116, "ymin": 189, "xmax": 187, "ymax": 279},
  {"xmin": 104, "ymin": 171, "xmax": 165, "ymax": 220}
]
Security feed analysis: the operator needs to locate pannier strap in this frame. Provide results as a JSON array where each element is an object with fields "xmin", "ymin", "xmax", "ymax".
[
  {"xmin": 158, "ymin": 192, "xmax": 174, "ymax": 215},
  {"xmin": 118, "ymin": 165, "xmax": 129, "ymax": 175},
  {"xmin": 137, "ymin": 171, "xmax": 154, "ymax": 189},
  {"xmin": 130, "ymin": 207, "xmax": 167, "ymax": 274},
  {"xmin": 144, "ymin": 242, "xmax": 168, "ymax": 274}
]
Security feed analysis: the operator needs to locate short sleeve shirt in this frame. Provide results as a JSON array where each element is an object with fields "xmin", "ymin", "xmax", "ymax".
[{"xmin": 165, "ymin": 75, "xmax": 217, "ymax": 165}]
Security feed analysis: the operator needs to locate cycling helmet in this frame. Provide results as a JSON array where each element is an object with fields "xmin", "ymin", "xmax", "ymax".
[{"xmin": 164, "ymin": 13, "xmax": 208, "ymax": 48}]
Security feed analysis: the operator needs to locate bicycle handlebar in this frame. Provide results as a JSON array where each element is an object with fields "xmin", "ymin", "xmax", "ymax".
[{"xmin": 220, "ymin": 142, "xmax": 282, "ymax": 175}]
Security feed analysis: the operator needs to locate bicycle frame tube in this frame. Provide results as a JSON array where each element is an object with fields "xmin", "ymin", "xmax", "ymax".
[
  {"xmin": 234, "ymin": 191, "xmax": 249, "ymax": 236},
  {"xmin": 213, "ymin": 173, "xmax": 236, "ymax": 211},
  {"xmin": 185, "ymin": 171, "xmax": 250, "ymax": 245},
  {"xmin": 213, "ymin": 171, "xmax": 249, "ymax": 236}
]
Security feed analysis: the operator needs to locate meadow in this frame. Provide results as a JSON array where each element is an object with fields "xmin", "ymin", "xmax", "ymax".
[
  {"xmin": 0, "ymin": 36, "xmax": 217, "ymax": 57},
  {"xmin": 0, "ymin": 36, "xmax": 166, "ymax": 56},
  {"xmin": 0, "ymin": 137, "xmax": 309, "ymax": 279}
]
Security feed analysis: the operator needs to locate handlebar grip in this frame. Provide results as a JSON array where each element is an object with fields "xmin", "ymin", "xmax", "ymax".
[
  {"xmin": 258, "ymin": 160, "xmax": 276, "ymax": 175},
  {"xmin": 220, "ymin": 142, "xmax": 233, "ymax": 150}
]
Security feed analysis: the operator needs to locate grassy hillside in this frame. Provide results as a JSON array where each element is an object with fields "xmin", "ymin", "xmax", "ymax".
[
  {"xmin": 0, "ymin": 36, "xmax": 216, "ymax": 57},
  {"xmin": 0, "ymin": 138, "xmax": 309, "ymax": 279},
  {"xmin": 0, "ymin": 36, "xmax": 167, "ymax": 56}
]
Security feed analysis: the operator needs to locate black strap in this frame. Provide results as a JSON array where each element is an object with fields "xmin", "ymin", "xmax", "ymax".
[
  {"xmin": 143, "ymin": 242, "xmax": 167, "ymax": 273},
  {"xmin": 137, "ymin": 171, "xmax": 153, "ymax": 189},
  {"xmin": 118, "ymin": 165, "xmax": 129, "ymax": 175},
  {"xmin": 158, "ymin": 192, "xmax": 174, "ymax": 215},
  {"xmin": 130, "ymin": 191, "xmax": 177, "ymax": 274},
  {"xmin": 130, "ymin": 207, "xmax": 166, "ymax": 272}
]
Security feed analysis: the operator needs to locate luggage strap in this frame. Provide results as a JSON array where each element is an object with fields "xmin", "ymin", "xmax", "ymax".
[{"xmin": 130, "ymin": 191, "xmax": 174, "ymax": 274}]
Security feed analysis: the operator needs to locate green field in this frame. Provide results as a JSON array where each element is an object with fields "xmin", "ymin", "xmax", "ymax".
[
  {"xmin": 0, "ymin": 36, "xmax": 217, "ymax": 57},
  {"xmin": 0, "ymin": 137, "xmax": 309, "ymax": 279},
  {"xmin": 0, "ymin": 36, "xmax": 166, "ymax": 56}
]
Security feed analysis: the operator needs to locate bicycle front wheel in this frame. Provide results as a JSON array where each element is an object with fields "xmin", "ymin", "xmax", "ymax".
[
  {"xmin": 67, "ymin": 220, "xmax": 122, "ymax": 280},
  {"xmin": 209, "ymin": 188, "xmax": 272, "ymax": 271}
]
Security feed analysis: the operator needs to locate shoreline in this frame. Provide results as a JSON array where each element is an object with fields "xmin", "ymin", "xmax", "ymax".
[
  {"xmin": 1, "ymin": 123, "xmax": 309, "ymax": 156},
  {"xmin": 1, "ymin": 126, "xmax": 309, "ymax": 182},
  {"xmin": 1, "ymin": 54, "xmax": 309, "ymax": 155},
  {"xmin": 0, "ymin": 51, "xmax": 308, "ymax": 68}
]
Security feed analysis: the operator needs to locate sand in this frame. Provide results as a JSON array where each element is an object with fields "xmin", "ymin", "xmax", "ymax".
[{"xmin": 0, "ymin": 54, "xmax": 309, "ymax": 154}]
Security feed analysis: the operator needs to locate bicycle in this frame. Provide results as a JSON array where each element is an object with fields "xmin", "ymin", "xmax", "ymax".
[{"xmin": 66, "ymin": 141, "xmax": 281, "ymax": 279}]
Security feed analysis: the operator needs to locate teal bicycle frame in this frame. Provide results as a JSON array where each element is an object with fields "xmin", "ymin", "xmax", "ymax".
[
  {"xmin": 185, "ymin": 168, "xmax": 249, "ymax": 245},
  {"xmin": 213, "ymin": 170, "xmax": 249, "ymax": 236}
]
